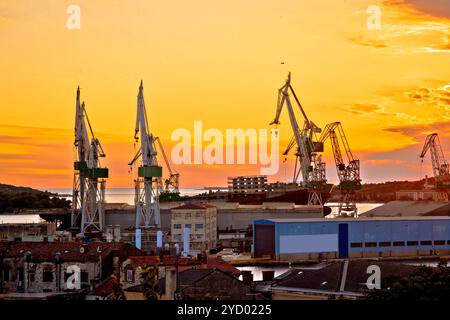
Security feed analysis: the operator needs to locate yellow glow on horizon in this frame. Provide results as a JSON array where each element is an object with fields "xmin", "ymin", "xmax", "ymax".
[{"xmin": 0, "ymin": 0, "xmax": 449, "ymax": 188}]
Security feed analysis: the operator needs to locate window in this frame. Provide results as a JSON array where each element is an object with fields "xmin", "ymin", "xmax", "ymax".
[
  {"xmin": 173, "ymin": 224, "xmax": 182, "ymax": 229},
  {"xmin": 393, "ymin": 241, "xmax": 405, "ymax": 247},
  {"xmin": 185, "ymin": 224, "xmax": 191, "ymax": 229},
  {"xmin": 365, "ymin": 242, "xmax": 377, "ymax": 248},
  {"xmin": 3, "ymin": 269, "xmax": 10, "ymax": 282},
  {"xmin": 350, "ymin": 243, "xmax": 363, "ymax": 248},
  {"xmin": 18, "ymin": 268, "xmax": 24, "ymax": 281},
  {"xmin": 29, "ymin": 271, "xmax": 35, "ymax": 283},
  {"xmin": 407, "ymin": 241, "xmax": 419, "ymax": 246},
  {"xmin": 379, "ymin": 242, "xmax": 391, "ymax": 247},
  {"xmin": 434, "ymin": 240, "xmax": 446, "ymax": 246},
  {"xmin": 81, "ymin": 271, "xmax": 88, "ymax": 283},
  {"xmin": 420, "ymin": 240, "xmax": 432, "ymax": 246},
  {"xmin": 195, "ymin": 224, "xmax": 204, "ymax": 230},
  {"xmin": 43, "ymin": 269, "xmax": 54, "ymax": 282},
  {"xmin": 126, "ymin": 269, "xmax": 134, "ymax": 282}
]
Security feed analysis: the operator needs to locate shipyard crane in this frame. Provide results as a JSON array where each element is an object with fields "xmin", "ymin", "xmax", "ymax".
[
  {"xmin": 154, "ymin": 136, "xmax": 180, "ymax": 193},
  {"xmin": 420, "ymin": 133, "xmax": 450, "ymax": 195},
  {"xmin": 270, "ymin": 73, "xmax": 326, "ymax": 205},
  {"xmin": 318, "ymin": 122, "xmax": 361, "ymax": 217},
  {"xmin": 129, "ymin": 81, "xmax": 163, "ymax": 228},
  {"xmin": 72, "ymin": 87, "xmax": 108, "ymax": 234}
]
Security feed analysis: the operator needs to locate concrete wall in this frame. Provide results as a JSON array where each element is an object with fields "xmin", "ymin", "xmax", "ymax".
[{"xmin": 106, "ymin": 207, "xmax": 322, "ymax": 231}]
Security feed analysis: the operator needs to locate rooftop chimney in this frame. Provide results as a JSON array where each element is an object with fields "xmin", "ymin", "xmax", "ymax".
[
  {"xmin": 241, "ymin": 270, "xmax": 253, "ymax": 285},
  {"xmin": 165, "ymin": 266, "xmax": 177, "ymax": 300}
]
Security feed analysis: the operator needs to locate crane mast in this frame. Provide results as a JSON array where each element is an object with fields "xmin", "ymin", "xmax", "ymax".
[
  {"xmin": 270, "ymin": 73, "xmax": 326, "ymax": 205},
  {"xmin": 129, "ymin": 81, "xmax": 163, "ymax": 228},
  {"xmin": 420, "ymin": 133, "xmax": 450, "ymax": 194},
  {"xmin": 319, "ymin": 122, "xmax": 361, "ymax": 217},
  {"xmin": 72, "ymin": 87, "xmax": 108, "ymax": 235}
]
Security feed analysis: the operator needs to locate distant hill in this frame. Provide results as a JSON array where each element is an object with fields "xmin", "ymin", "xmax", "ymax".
[
  {"xmin": 0, "ymin": 183, "xmax": 70, "ymax": 214},
  {"xmin": 0, "ymin": 183, "xmax": 55, "ymax": 195},
  {"xmin": 330, "ymin": 179, "xmax": 432, "ymax": 203}
]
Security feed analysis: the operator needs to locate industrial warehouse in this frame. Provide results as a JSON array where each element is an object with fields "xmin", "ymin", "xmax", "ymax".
[{"xmin": 253, "ymin": 217, "xmax": 450, "ymax": 260}]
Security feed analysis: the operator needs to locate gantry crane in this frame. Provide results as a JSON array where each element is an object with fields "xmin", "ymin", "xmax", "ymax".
[
  {"xmin": 420, "ymin": 133, "xmax": 450, "ymax": 197},
  {"xmin": 270, "ymin": 73, "xmax": 326, "ymax": 205},
  {"xmin": 72, "ymin": 86, "xmax": 108, "ymax": 234},
  {"xmin": 129, "ymin": 81, "xmax": 163, "ymax": 228},
  {"xmin": 154, "ymin": 136, "xmax": 180, "ymax": 193},
  {"xmin": 318, "ymin": 122, "xmax": 361, "ymax": 217}
]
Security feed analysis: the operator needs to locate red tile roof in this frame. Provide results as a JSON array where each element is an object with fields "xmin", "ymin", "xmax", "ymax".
[
  {"xmin": 171, "ymin": 203, "xmax": 216, "ymax": 210},
  {"xmin": 3, "ymin": 241, "xmax": 142, "ymax": 262},
  {"xmin": 91, "ymin": 276, "xmax": 117, "ymax": 297},
  {"xmin": 127, "ymin": 255, "xmax": 241, "ymax": 276}
]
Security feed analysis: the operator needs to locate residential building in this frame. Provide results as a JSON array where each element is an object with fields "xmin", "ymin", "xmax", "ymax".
[
  {"xmin": 125, "ymin": 268, "xmax": 258, "ymax": 300},
  {"xmin": 170, "ymin": 204, "xmax": 217, "ymax": 254},
  {"xmin": 0, "ymin": 222, "xmax": 57, "ymax": 241},
  {"xmin": 0, "ymin": 240, "xmax": 142, "ymax": 296},
  {"xmin": 120, "ymin": 254, "xmax": 241, "ymax": 295}
]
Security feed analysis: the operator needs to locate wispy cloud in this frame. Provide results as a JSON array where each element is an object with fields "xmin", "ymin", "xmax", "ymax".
[
  {"xmin": 351, "ymin": 1, "xmax": 450, "ymax": 54},
  {"xmin": 344, "ymin": 103, "xmax": 390, "ymax": 116},
  {"xmin": 0, "ymin": 16, "xmax": 12, "ymax": 25},
  {"xmin": 349, "ymin": 37, "xmax": 388, "ymax": 49}
]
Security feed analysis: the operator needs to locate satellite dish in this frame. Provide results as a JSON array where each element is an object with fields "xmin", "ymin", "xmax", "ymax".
[{"xmin": 79, "ymin": 247, "xmax": 85, "ymax": 254}]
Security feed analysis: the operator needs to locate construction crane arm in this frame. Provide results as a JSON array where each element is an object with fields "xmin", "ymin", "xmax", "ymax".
[
  {"xmin": 420, "ymin": 134, "xmax": 435, "ymax": 159},
  {"xmin": 155, "ymin": 137, "xmax": 174, "ymax": 176},
  {"xmin": 270, "ymin": 87, "xmax": 286, "ymax": 125},
  {"xmin": 283, "ymin": 135, "xmax": 296, "ymax": 156},
  {"xmin": 419, "ymin": 133, "xmax": 450, "ymax": 188}
]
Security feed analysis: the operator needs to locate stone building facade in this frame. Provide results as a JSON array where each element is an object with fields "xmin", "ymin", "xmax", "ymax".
[
  {"xmin": 0, "ymin": 241, "xmax": 141, "ymax": 294},
  {"xmin": 170, "ymin": 204, "xmax": 217, "ymax": 254}
]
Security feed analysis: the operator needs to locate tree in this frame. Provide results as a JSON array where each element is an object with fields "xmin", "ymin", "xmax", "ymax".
[
  {"xmin": 140, "ymin": 264, "xmax": 159, "ymax": 300},
  {"xmin": 365, "ymin": 260, "xmax": 450, "ymax": 301},
  {"xmin": 110, "ymin": 274, "xmax": 127, "ymax": 300}
]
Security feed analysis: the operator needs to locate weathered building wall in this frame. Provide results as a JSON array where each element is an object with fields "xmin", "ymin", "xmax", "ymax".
[
  {"xmin": 181, "ymin": 271, "xmax": 251, "ymax": 300},
  {"xmin": 106, "ymin": 207, "xmax": 322, "ymax": 231},
  {"xmin": 2, "ymin": 259, "xmax": 99, "ymax": 293}
]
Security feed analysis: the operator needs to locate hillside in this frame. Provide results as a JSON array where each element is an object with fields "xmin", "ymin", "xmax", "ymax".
[
  {"xmin": 330, "ymin": 179, "xmax": 431, "ymax": 203},
  {"xmin": 0, "ymin": 183, "xmax": 70, "ymax": 214},
  {"xmin": 0, "ymin": 183, "xmax": 55, "ymax": 195}
]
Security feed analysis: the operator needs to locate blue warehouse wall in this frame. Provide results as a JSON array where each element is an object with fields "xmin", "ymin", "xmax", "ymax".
[{"xmin": 254, "ymin": 218, "xmax": 450, "ymax": 258}]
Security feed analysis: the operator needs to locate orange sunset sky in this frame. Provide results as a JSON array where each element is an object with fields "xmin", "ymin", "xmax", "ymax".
[{"xmin": 0, "ymin": 0, "xmax": 449, "ymax": 190}]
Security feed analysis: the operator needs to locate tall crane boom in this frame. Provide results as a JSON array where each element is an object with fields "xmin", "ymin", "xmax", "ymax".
[
  {"xmin": 270, "ymin": 73, "xmax": 326, "ymax": 205},
  {"xmin": 420, "ymin": 133, "xmax": 450, "ymax": 190},
  {"xmin": 154, "ymin": 137, "xmax": 180, "ymax": 193},
  {"xmin": 319, "ymin": 122, "xmax": 361, "ymax": 216},
  {"xmin": 72, "ymin": 87, "xmax": 108, "ymax": 235},
  {"xmin": 129, "ymin": 81, "xmax": 163, "ymax": 228}
]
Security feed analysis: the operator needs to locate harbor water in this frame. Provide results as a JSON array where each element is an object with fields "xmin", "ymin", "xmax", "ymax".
[{"xmin": 0, "ymin": 188, "xmax": 383, "ymax": 224}]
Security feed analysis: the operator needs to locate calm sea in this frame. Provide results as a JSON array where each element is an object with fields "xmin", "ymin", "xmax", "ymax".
[{"xmin": 0, "ymin": 187, "xmax": 382, "ymax": 224}]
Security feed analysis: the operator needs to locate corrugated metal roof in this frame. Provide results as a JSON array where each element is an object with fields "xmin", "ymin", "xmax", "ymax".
[
  {"xmin": 360, "ymin": 201, "xmax": 449, "ymax": 217},
  {"xmin": 256, "ymin": 215, "xmax": 450, "ymax": 223}
]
